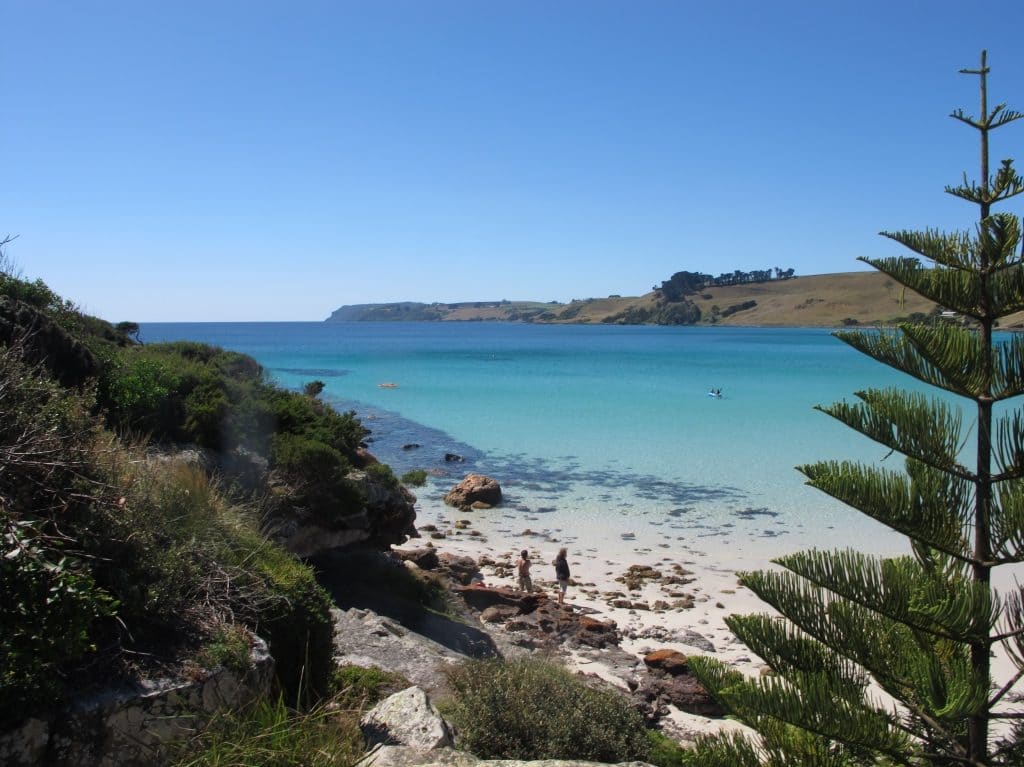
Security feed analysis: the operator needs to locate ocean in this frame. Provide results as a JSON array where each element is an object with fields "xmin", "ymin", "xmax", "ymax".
[{"xmin": 139, "ymin": 322, "xmax": 917, "ymax": 567}]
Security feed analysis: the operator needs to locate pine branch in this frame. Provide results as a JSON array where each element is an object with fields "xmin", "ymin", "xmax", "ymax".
[
  {"xmin": 727, "ymin": 613, "xmax": 869, "ymax": 697},
  {"xmin": 816, "ymin": 388, "xmax": 968, "ymax": 475},
  {"xmin": 772, "ymin": 550, "xmax": 997, "ymax": 643},
  {"xmin": 993, "ymin": 412, "xmax": 1024, "ymax": 480},
  {"xmin": 992, "ymin": 334, "xmax": 1024, "ymax": 401},
  {"xmin": 874, "ymin": 232, "xmax": 974, "ymax": 270},
  {"xmin": 991, "ymin": 482, "xmax": 1024, "ymax": 561},
  {"xmin": 835, "ymin": 328, "xmax": 972, "ymax": 399},
  {"xmin": 799, "ymin": 461, "xmax": 972, "ymax": 560}
]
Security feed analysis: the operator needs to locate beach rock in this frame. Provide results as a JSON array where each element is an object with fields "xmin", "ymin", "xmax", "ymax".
[
  {"xmin": 575, "ymin": 616, "xmax": 619, "ymax": 649},
  {"xmin": 632, "ymin": 626, "xmax": 715, "ymax": 653},
  {"xmin": 438, "ymin": 553, "xmax": 482, "ymax": 585},
  {"xmin": 617, "ymin": 565, "xmax": 662, "ymax": 591},
  {"xmin": 444, "ymin": 453, "xmax": 464, "ymax": 462},
  {"xmin": 360, "ymin": 686, "xmax": 453, "ymax": 750},
  {"xmin": 395, "ymin": 547, "xmax": 440, "ymax": 571},
  {"xmin": 452, "ymin": 584, "xmax": 540, "ymax": 614},
  {"xmin": 634, "ymin": 648, "xmax": 725, "ymax": 719},
  {"xmin": 444, "ymin": 474, "xmax": 502, "ymax": 509},
  {"xmin": 643, "ymin": 649, "xmax": 689, "ymax": 675},
  {"xmin": 274, "ymin": 468, "xmax": 417, "ymax": 556},
  {"xmin": 480, "ymin": 605, "xmax": 521, "ymax": 623},
  {"xmin": 634, "ymin": 672, "xmax": 726, "ymax": 719},
  {"xmin": 402, "ymin": 443, "xmax": 421, "ymax": 450}
]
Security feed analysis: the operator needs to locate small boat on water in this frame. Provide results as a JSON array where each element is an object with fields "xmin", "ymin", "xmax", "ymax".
[
  {"xmin": 378, "ymin": 382, "xmax": 399, "ymax": 388},
  {"xmin": 707, "ymin": 389, "xmax": 722, "ymax": 399}
]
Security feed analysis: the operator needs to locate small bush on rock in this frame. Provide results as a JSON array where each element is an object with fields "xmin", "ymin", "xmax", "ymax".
[
  {"xmin": 400, "ymin": 469, "xmax": 428, "ymax": 486},
  {"xmin": 440, "ymin": 656, "xmax": 651, "ymax": 762},
  {"xmin": 332, "ymin": 664, "xmax": 411, "ymax": 708}
]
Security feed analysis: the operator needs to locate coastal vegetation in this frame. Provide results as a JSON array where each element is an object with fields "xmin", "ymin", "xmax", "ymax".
[
  {"xmin": 0, "ymin": 250, "xmax": 396, "ymax": 726},
  {"xmin": 439, "ymin": 656, "xmax": 654, "ymax": 763},
  {"xmin": 688, "ymin": 52, "xmax": 1024, "ymax": 765}
]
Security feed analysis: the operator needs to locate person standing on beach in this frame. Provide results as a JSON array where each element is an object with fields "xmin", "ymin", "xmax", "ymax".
[
  {"xmin": 553, "ymin": 547, "xmax": 570, "ymax": 607},
  {"xmin": 516, "ymin": 549, "xmax": 532, "ymax": 592}
]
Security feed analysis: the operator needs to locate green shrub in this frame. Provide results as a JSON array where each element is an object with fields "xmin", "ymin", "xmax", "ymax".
[
  {"xmin": 400, "ymin": 469, "xmax": 428, "ymax": 486},
  {"xmin": 646, "ymin": 729, "xmax": 689, "ymax": 767},
  {"xmin": 0, "ymin": 515, "xmax": 116, "ymax": 722},
  {"xmin": 195, "ymin": 623, "xmax": 252, "ymax": 674},
  {"xmin": 332, "ymin": 665, "xmax": 410, "ymax": 709},
  {"xmin": 365, "ymin": 461, "xmax": 399, "ymax": 489},
  {"xmin": 271, "ymin": 433, "xmax": 365, "ymax": 525},
  {"xmin": 170, "ymin": 695, "xmax": 364, "ymax": 767},
  {"xmin": 248, "ymin": 539, "xmax": 335, "ymax": 705},
  {"xmin": 440, "ymin": 657, "xmax": 651, "ymax": 762}
]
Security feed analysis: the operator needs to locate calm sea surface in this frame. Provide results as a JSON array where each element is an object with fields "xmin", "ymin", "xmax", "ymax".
[{"xmin": 140, "ymin": 322, "xmax": 928, "ymax": 562}]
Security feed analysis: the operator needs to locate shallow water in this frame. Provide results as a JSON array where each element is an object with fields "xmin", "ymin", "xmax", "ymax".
[{"xmin": 141, "ymin": 322, "xmax": 923, "ymax": 563}]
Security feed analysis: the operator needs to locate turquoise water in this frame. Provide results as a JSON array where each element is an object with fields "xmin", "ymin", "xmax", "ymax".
[{"xmin": 140, "ymin": 322, "xmax": 920, "ymax": 563}]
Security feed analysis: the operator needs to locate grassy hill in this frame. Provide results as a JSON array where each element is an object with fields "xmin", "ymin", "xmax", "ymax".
[{"xmin": 328, "ymin": 271, "xmax": 988, "ymax": 327}]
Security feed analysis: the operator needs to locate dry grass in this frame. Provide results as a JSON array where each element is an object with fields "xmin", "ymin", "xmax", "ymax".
[{"xmin": 422, "ymin": 272, "xmax": 950, "ymax": 327}]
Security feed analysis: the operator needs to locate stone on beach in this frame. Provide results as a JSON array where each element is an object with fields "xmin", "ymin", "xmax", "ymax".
[{"xmin": 443, "ymin": 474, "xmax": 502, "ymax": 510}]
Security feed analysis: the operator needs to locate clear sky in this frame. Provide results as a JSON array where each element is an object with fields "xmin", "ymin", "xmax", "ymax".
[{"xmin": 3, "ymin": 1, "xmax": 1023, "ymax": 322}]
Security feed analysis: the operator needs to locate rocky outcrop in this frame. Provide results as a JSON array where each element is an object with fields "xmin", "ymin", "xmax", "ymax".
[
  {"xmin": 443, "ymin": 474, "xmax": 502, "ymax": 509},
  {"xmin": 364, "ymin": 745, "xmax": 653, "ymax": 767},
  {"xmin": 449, "ymin": 585, "xmax": 723, "ymax": 723},
  {"xmin": 331, "ymin": 606, "xmax": 500, "ymax": 694},
  {"xmin": 360, "ymin": 686, "xmax": 453, "ymax": 750},
  {"xmin": 634, "ymin": 649, "xmax": 726, "ymax": 719},
  {"xmin": 451, "ymin": 585, "xmax": 618, "ymax": 650},
  {"xmin": 358, "ymin": 470, "xmax": 418, "ymax": 547},
  {"xmin": 0, "ymin": 636, "xmax": 274, "ymax": 767},
  {"xmin": 394, "ymin": 547, "xmax": 440, "ymax": 571},
  {"xmin": 274, "ymin": 468, "xmax": 417, "ymax": 558},
  {"xmin": 0, "ymin": 297, "xmax": 100, "ymax": 387}
]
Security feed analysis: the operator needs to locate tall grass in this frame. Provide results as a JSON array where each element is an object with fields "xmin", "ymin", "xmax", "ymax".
[{"xmin": 171, "ymin": 696, "xmax": 365, "ymax": 767}]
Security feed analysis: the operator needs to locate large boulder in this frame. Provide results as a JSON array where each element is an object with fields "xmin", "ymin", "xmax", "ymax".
[
  {"xmin": 360, "ymin": 686, "xmax": 453, "ymax": 750},
  {"xmin": 443, "ymin": 474, "xmax": 502, "ymax": 509}
]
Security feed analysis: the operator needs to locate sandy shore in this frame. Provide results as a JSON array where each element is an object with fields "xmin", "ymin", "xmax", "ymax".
[{"xmin": 396, "ymin": 487, "xmax": 777, "ymax": 739}]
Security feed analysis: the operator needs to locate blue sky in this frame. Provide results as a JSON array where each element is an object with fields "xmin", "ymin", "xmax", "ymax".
[{"xmin": 3, "ymin": 1, "xmax": 1023, "ymax": 321}]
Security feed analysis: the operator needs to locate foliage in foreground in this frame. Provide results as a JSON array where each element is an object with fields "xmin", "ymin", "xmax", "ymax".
[
  {"xmin": 0, "ymin": 343, "xmax": 336, "ymax": 721},
  {"xmin": 440, "ymin": 656, "xmax": 651, "ymax": 763},
  {"xmin": 171, "ymin": 695, "xmax": 364, "ymax": 767},
  {"xmin": 688, "ymin": 51, "xmax": 1024, "ymax": 765}
]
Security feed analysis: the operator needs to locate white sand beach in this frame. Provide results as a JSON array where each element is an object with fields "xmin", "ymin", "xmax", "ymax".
[{"xmin": 398, "ymin": 487, "xmax": 784, "ymax": 739}]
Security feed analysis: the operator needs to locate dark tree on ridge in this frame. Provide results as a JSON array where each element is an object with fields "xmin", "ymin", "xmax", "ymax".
[{"xmin": 687, "ymin": 52, "xmax": 1024, "ymax": 765}]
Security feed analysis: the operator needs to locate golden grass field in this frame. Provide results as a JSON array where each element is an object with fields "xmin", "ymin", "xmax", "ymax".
[
  {"xmin": 344, "ymin": 271, "xmax": 1024, "ymax": 328},
  {"xmin": 435, "ymin": 272, "xmax": 947, "ymax": 327}
]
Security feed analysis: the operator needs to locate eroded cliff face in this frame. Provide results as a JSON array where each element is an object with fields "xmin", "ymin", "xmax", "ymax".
[
  {"xmin": 273, "ymin": 466, "xmax": 418, "ymax": 558},
  {"xmin": 0, "ymin": 637, "xmax": 274, "ymax": 767}
]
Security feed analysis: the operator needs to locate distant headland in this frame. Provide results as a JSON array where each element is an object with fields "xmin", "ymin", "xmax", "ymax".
[{"xmin": 327, "ymin": 270, "xmax": 1004, "ymax": 328}]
